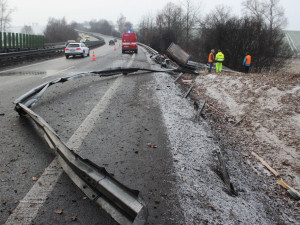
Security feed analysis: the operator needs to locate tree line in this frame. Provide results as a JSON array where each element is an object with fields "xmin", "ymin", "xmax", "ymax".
[
  {"xmin": 2, "ymin": 0, "xmax": 292, "ymax": 72},
  {"xmin": 42, "ymin": 14, "xmax": 133, "ymax": 43},
  {"xmin": 137, "ymin": 0, "xmax": 292, "ymax": 72}
]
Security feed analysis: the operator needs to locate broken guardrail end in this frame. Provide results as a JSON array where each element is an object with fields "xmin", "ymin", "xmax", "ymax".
[{"xmin": 18, "ymin": 103, "xmax": 147, "ymax": 224}]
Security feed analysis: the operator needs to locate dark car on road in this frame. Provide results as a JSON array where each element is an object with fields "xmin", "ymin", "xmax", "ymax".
[{"xmin": 109, "ymin": 40, "xmax": 115, "ymax": 45}]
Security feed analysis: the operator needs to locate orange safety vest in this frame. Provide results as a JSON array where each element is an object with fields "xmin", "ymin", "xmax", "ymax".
[
  {"xmin": 245, "ymin": 55, "xmax": 251, "ymax": 65},
  {"xmin": 208, "ymin": 52, "xmax": 214, "ymax": 63}
]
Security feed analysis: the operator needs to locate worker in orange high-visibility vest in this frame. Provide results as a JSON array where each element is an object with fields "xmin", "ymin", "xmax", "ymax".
[
  {"xmin": 243, "ymin": 52, "xmax": 251, "ymax": 73},
  {"xmin": 208, "ymin": 49, "xmax": 215, "ymax": 72}
]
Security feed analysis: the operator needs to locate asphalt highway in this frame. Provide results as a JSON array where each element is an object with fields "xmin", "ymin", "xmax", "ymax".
[{"xmin": 0, "ymin": 37, "xmax": 185, "ymax": 224}]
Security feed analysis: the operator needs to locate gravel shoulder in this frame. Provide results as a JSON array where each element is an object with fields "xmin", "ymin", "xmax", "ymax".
[
  {"xmin": 146, "ymin": 49, "xmax": 300, "ymax": 223},
  {"xmin": 185, "ymin": 69, "xmax": 300, "ymax": 223}
]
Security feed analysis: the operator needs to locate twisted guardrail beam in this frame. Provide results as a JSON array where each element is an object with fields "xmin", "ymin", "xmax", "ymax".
[{"xmin": 14, "ymin": 67, "xmax": 183, "ymax": 224}]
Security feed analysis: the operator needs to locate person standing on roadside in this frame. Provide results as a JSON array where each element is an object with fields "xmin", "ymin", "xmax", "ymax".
[
  {"xmin": 215, "ymin": 49, "xmax": 224, "ymax": 73},
  {"xmin": 243, "ymin": 52, "xmax": 251, "ymax": 73},
  {"xmin": 208, "ymin": 49, "xmax": 215, "ymax": 73}
]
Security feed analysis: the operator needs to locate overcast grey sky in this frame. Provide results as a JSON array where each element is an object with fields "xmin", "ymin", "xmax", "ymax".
[{"xmin": 8, "ymin": 0, "xmax": 300, "ymax": 33}]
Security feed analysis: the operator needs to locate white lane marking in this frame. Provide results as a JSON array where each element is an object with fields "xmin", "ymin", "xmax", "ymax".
[
  {"xmin": 0, "ymin": 57, "xmax": 63, "ymax": 74},
  {"xmin": 42, "ymin": 66, "xmax": 75, "ymax": 79},
  {"xmin": 127, "ymin": 54, "xmax": 136, "ymax": 67},
  {"xmin": 5, "ymin": 54, "xmax": 135, "ymax": 225},
  {"xmin": 66, "ymin": 76, "xmax": 123, "ymax": 152},
  {"xmin": 5, "ymin": 77, "xmax": 124, "ymax": 225}
]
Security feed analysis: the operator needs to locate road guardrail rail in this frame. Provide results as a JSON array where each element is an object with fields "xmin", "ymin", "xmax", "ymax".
[
  {"xmin": 14, "ymin": 67, "xmax": 188, "ymax": 224},
  {"xmin": 0, "ymin": 40, "xmax": 105, "ymax": 64}
]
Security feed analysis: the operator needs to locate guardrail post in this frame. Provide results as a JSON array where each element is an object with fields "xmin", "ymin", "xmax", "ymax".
[
  {"xmin": 23, "ymin": 34, "xmax": 26, "ymax": 49},
  {"xmin": 33, "ymin": 35, "xmax": 35, "ymax": 48},
  {"xmin": 42, "ymin": 35, "xmax": 45, "ymax": 48},
  {"xmin": 28, "ymin": 35, "xmax": 31, "ymax": 49},
  {"xmin": 16, "ymin": 33, "xmax": 19, "ymax": 50},
  {"xmin": 37, "ymin": 35, "xmax": 40, "ymax": 48},
  {"xmin": 41, "ymin": 35, "xmax": 44, "ymax": 48},
  {"xmin": 36, "ymin": 35, "xmax": 39, "ymax": 48},
  {"xmin": 0, "ymin": 32, "xmax": 2, "ymax": 50},
  {"xmin": 32, "ymin": 35, "xmax": 35, "ymax": 48},
  {"xmin": 26, "ymin": 34, "xmax": 28, "ymax": 48},
  {"xmin": 8, "ymin": 32, "xmax": 11, "ymax": 49},
  {"xmin": 3, "ymin": 32, "xmax": 7, "ymax": 52},
  {"xmin": 12, "ymin": 33, "xmax": 15, "ymax": 49},
  {"xmin": 30, "ymin": 35, "xmax": 33, "ymax": 49},
  {"xmin": 19, "ymin": 33, "xmax": 22, "ymax": 49}
]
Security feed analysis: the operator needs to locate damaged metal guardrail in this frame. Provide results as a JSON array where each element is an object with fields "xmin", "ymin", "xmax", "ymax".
[
  {"xmin": 14, "ymin": 67, "xmax": 182, "ymax": 224},
  {"xmin": 0, "ymin": 40, "xmax": 105, "ymax": 63},
  {"xmin": 139, "ymin": 42, "xmax": 199, "ymax": 74}
]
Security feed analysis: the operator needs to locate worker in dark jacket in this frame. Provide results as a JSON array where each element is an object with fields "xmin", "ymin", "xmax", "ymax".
[
  {"xmin": 243, "ymin": 52, "xmax": 251, "ymax": 73},
  {"xmin": 208, "ymin": 49, "xmax": 215, "ymax": 72}
]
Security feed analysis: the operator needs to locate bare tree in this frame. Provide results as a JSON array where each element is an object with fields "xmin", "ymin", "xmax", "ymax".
[
  {"xmin": 21, "ymin": 25, "xmax": 34, "ymax": 34},
  {"xmin": 0, "ymin": 0, "xmax": 14, "ymax": 32},
  {"xmin": 44, "ymin": 17, "xmax": 78, "ymax": 42},
  {"xmin": 116, "ymin": 14, "xmax": 126, "ymax": 33},
  {"xmin": 124, "ymin": 21, "xmax": 132, "ymax": 31},
  {"xmin": 203, "ymin": 5, "xmax": 231, "ymax": 27},
  {"xmin": 262, "ymin": 0, "xmax": 287, "ymax": 30},
  {"xmin": 89, "ymin": 19, "xmax": 114, "ymax": 35},
  {"xmin": 242, "ymin": 0, "xmax": 287, "ymax": 30},
  {"xmin": 242, "ymin": 0, "xmax": 265, "ymax": 22},
  {"xmin": 181, "ymin": 0, "xmax": 201, "ymax": 47},
  {"xmin": 199, "ymin": 14, "xmax": 291, "ymax": 72}
]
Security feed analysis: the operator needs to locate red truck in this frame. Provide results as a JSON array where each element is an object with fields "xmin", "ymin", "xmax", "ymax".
[{"xmin": 122, "ymin": 31, "xmax": 138, "ymax": 54}]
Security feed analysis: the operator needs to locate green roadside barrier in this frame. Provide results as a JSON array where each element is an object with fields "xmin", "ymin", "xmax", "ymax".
[{"xmin": 0, "ymin": 32, "xmax": 45, "ymax": 50}]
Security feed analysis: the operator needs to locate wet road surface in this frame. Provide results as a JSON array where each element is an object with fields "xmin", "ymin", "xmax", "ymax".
[{"xmin": 0, "ymin": 36, "xmax": 185, "ymax": 224}]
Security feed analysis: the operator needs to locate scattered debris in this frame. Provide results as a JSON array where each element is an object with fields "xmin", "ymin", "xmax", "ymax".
[
  {"xmin": 195, "ymin": 100, "xmax": 206, "ymax": 121},
  {"xmin": 174, "ymin": 73, "xmax": 184, "ymax": 82},
  {"xmin": 277, "ymin": 179, "xmax": 300, "ymax": 200},
  {"xmin": 206, "ymin": 103, "xmax": 229, "ymax": 118},
  {"xmin": 71, "ymin": 216, "xmax": 78, "ymax": 221},
  {"xmin": 21, "ymin": 169, "xmax": 27, "ymax": 174},
  {"xmin": 182, "ymin": 79, "xmax": 193, "ymax": 83},
  {"xmin": 194, "ymin": 167, "xmax": 201, "ymax": 172},
  {"xmin": 2, "ymin": 169, "xmax": 9, "ymax": 173},
  {"xmin": 147, "ymin": 142, "xmax": 158, "ymax": 148},
  {"xmin": 251, "ymin": 152, "xmax": 279, "ymax": 176},
  {"xmin": 184, "ymin": 84, "xmax": 194, "ymax": 98},
  {"xmin": 233, "ymin": 115, "xmax": 247, "ymax": 127},
  {"xmin": 1, "ymin": 200, "xmax": 6, "ymax": 205},
  {"xmin": 215, "ymin": 147, "xmax": 236, "ymax": 195},
  {"xmin": 82, "ymin": 197, "xmax": 87, "ymax": 200},
  {"xmin": 16, "ymin": 216, "xmax": 24, "ymax": 221},
  {"xmin": 32, "ymin": 177, "xmax": 37, "ymax": 181},
  {"xmin": 55, "ymin": 209, "xmax": 63, "ymax": 215},
  {"xmin": 0, "ymin": 113, "xmax": 5, "ymax": 116},
  {"xmin": 282, "ymin": 159, "xmax": 290, "ymax": 166}
]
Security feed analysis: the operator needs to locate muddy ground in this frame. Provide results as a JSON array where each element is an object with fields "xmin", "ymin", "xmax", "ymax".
[{"xmin": 173, "ymin": 61, "xmax": 300, "ymax": 223}]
